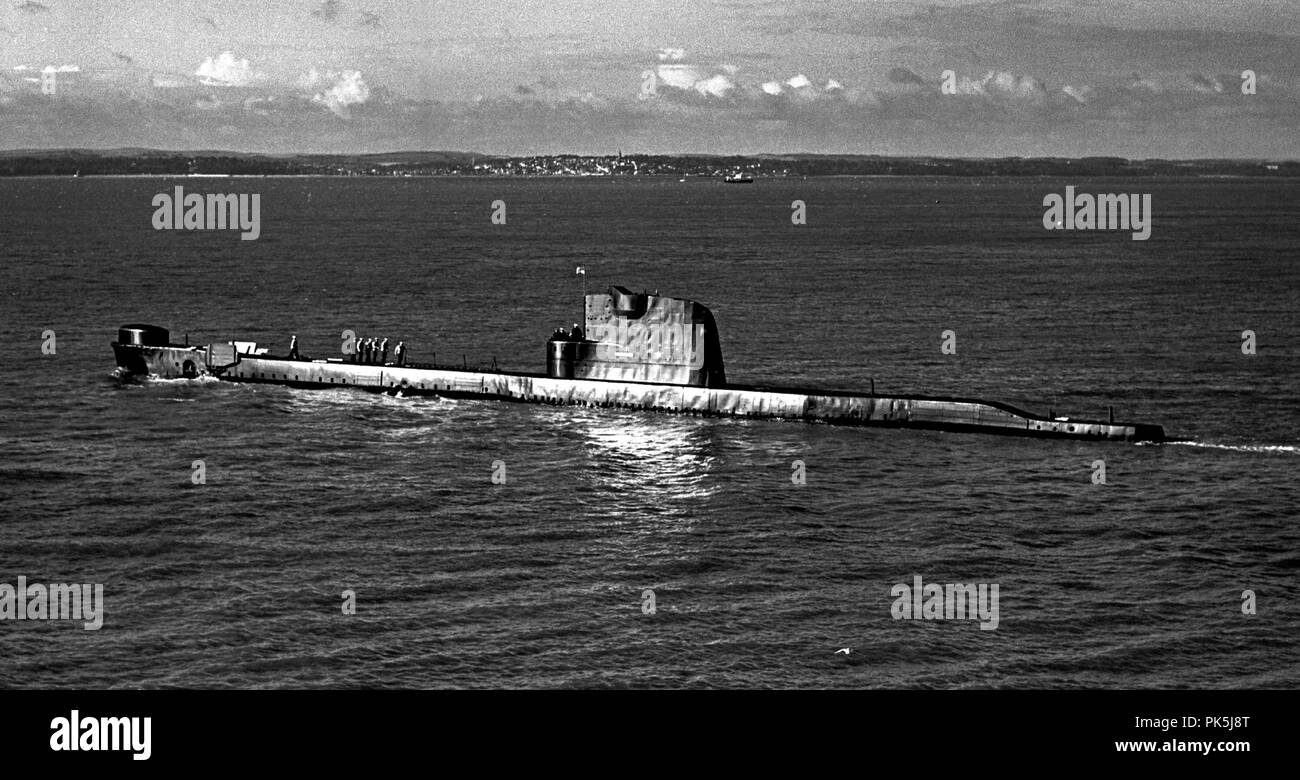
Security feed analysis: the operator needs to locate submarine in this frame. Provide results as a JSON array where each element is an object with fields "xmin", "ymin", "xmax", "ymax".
[{"xmin": 111, "ymin": 285, "xmax": 1165, "ymax": 443}]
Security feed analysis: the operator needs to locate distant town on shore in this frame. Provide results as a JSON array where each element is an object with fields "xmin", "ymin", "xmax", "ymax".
[{"xmin": 0, "ymin": 149, "xmax": 1293, "ymax": 178}]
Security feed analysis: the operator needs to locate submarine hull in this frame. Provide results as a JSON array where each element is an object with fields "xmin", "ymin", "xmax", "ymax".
[{"xmin": 112, "ymin": 342, "xmax": 1165, "ymax": 443}]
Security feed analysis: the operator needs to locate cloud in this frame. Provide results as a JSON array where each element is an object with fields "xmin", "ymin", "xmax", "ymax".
[
  {"xmin": 42, "ymin": 64, "xmax": 81, "ymax": 73},
  {"xmin": 656, "ymin": 63, "xmax": 704, "ymax": 90},
  {"xmin": 16, "ymin": 1, "xmax": 48, "ymax": 14},
  {"xmin": 654, "ymin": 62, "xmax": 736, "ymax": 99},
  {"xmin": 947, "ymin": 70, "xmax": 1047, "ymax": 100},
  {"xmin": 694, "ymin": 73, "xmax": 735, "ymax": 98},
  {"xmin": 650, "ymin": 49, "xmax": 849, "ymax": 104},
  {"xmin": 311, "ymin": 70, "xmax": 370, "ymax": 117},
  {"xmin": 986, "ymin": 71, "xmax": 1046, "ymax": 99},
  {"xmin": 196, "ymin": 51, "xmax": 257, "ymax": 87},
  {"xmin": 312, "ymin": 1, "xmax": 342, "ymax": 22},
  {"xmin": 785, "ymin": 74, "xmax": 813, "ymax": 90},
  {"xmin": 1062, "ymin": 85, "xmax": 1092, "ymax": 104}
]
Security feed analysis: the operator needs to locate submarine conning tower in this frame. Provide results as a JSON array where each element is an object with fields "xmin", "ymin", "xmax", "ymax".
[{"xmin": 547, "ymin": 285, "xmax": 727, "ymax": 387}]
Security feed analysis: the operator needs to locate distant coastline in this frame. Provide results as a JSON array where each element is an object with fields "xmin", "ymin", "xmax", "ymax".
[{"xmin": 0, "ymin": 149, "xmax": 1294, "ymax": 178}]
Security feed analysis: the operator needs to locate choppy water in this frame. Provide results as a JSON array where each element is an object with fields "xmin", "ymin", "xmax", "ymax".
[{"xmin": 1, "ymin": 175, "xmax": 1297, "ymax": 688}]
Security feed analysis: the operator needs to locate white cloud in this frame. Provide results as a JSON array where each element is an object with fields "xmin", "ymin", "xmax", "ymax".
[
  {"xmin": 656, "ymin": 63, "xmax": 705, "ymax": 90},
  {"xmin": 953, "ymin": 71, "xmax": 1046, "ymax": 99},
  {"xmin": 196, "ymin": 51, "xmax": 257, "ymax": 87},
  {"xmin": 650, "ymin": 54, "xmax": 846, "ymax": 104},
  {"xmin": 694, "ymin": 73, "xmax": 735, "ymax": 98},
  {"xmin": 41, "ymin": 64, "xmax": 81, "ymax": 73},
  {"xmin": 1062, "ymin": 85, "xmax": 1092, "ymax": 104},
  {"xmin": 988, "ymin": 71, "xmax": 1044, "ymax": 98},
  {"xmin": 311, "ymin": 70, "xmax": 370, "ymax": 117}
]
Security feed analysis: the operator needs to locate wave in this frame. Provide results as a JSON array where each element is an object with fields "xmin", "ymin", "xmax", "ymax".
[
  {"xmin": 1162, "ymin": 441, "xmax": 1300, "ymax": 455},
  {"xmin": 144, "ymin": 374, "xmax": 222, "ymax": 385},
  {"xmin": 111, "ymin": 371, "xmax": 222, "ymax": 386}
]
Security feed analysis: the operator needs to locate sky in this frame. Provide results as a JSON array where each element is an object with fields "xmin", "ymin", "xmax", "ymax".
[{"xmin": 0, "ymin": 0, "xmax": 1296, "ymax": 157}]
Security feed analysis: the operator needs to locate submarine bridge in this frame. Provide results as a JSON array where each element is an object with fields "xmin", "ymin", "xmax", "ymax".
[{"xmin": 111, "ymin": 286, "xmax": 1165, "ymax": 443}]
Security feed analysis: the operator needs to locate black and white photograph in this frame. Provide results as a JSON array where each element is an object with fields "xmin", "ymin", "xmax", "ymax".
[{"xmin": 1, "ymin": 0, "xmax": 1295, "ymax": 763}]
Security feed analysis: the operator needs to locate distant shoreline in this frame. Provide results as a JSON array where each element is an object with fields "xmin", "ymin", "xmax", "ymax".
[
  {"xmin": 1, "ymin": 173, "xmax": 1297, "ymax": 181},
  {"xmin": 0, "ymin": 150, "xmax": 1294, "ymax": 178}
]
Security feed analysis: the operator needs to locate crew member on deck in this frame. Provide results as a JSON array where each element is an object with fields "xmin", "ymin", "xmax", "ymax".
[
  {"xmin": 395, "ymin": 341, "xmax": 406, "ymax": 367},
  {"xmin": 549, "ymin": 327, "xmax": 566, "ymax": 342},
  {"xmin": 380, "ymin": 337, "xmax": 390, "ymax": 364},
  {"xmin": 569, "ymin": 323, "xmax": 584, "ymax": 341},
  {"xmin": 289, "ymin": 335, "xmax": 299, "ymax": 360}
]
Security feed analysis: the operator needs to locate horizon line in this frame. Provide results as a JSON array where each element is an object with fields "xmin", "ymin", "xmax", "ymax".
[{"xmin": 0, "ymin": 147, "xmax": 1297, "ymax": 163}]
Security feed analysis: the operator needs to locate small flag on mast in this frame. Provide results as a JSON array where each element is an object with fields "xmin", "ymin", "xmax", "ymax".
[{"xmin": 575, "ymin": 266, "xmax": 586, "ymax": 275}]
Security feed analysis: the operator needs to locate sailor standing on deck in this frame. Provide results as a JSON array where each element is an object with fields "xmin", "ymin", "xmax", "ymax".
[
  {"xmin": 380, "ymin": 337, "xmax": 390, "ymax": 364},
  {"xmin": 289, "ymin": 335, "xmax": 299, "ymax": 360},
  {"xmin": 395, "ymin": 341, "xmax": 406, "ymax": 367},
  {"xmin": 360, "ymin": 338, "xmax": 370, "ymax": 364}
]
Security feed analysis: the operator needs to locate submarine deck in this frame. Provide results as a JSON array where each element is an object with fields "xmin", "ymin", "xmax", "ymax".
[{"xmin": 183, "ymin": 349, "xmax": 1163, "ymax": 442}]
